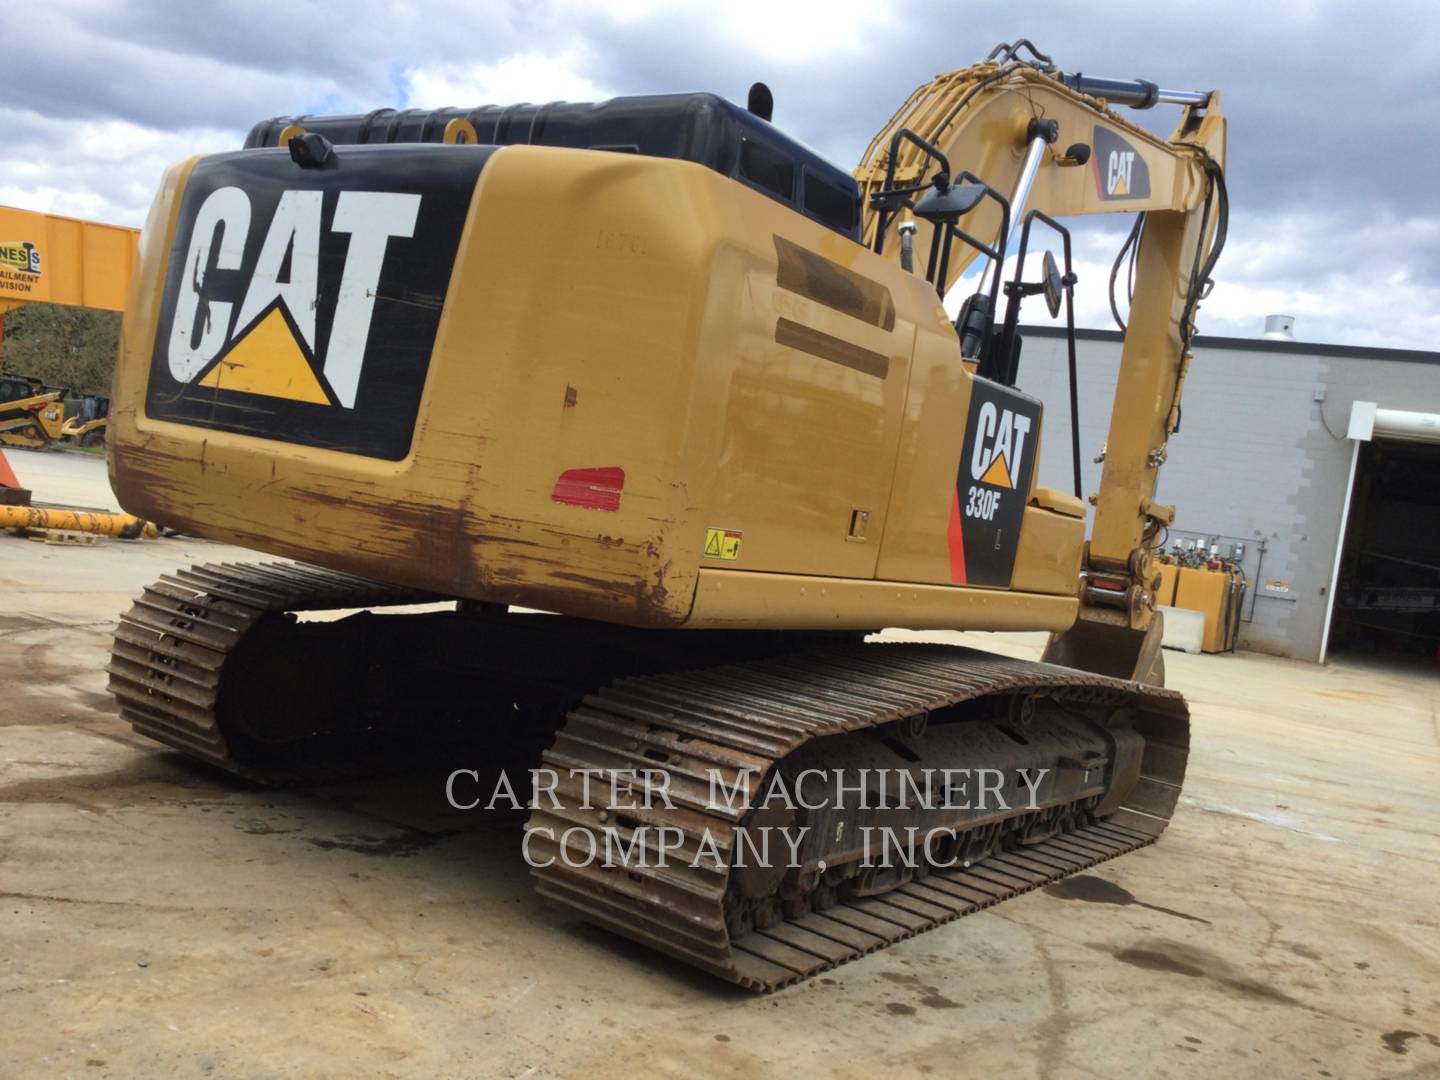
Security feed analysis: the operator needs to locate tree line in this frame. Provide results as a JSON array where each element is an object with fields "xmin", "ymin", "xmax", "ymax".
[{"xmin": 0, "ymin": 303, "xmax": 122, "ymax": 396}]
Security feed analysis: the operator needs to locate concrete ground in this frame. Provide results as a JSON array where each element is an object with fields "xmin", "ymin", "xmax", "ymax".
[{"xmin": 2, "ymin": 446, "xmax": 1438, "ymax": 1079}]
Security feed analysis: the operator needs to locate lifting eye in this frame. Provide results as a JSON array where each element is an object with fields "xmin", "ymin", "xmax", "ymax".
[{"xmin": 443, "ymin": 118, "xmax": 479, "ymax": 145}]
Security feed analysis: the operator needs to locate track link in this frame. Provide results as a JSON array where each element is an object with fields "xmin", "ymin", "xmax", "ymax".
[
  {"xmin": 106, "ymin": 561, "xmax": 439, "ymax": 783},
  {"xmin": 527, "ymin": 644, "xmax": 1189, "ymax": 991}
]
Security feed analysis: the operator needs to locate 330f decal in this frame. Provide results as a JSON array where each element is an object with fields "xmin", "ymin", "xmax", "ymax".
[{"xmin": 948, "ymin": 381, "xmax": 1043, "ymax": 586}]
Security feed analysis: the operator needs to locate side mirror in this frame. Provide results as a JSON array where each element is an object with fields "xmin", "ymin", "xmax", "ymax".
[{"xmin": 1042, "ymin": 250, "xmax": 1065, "ymax": 318}]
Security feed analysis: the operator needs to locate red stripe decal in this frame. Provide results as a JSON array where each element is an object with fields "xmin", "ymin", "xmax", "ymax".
[
  {"xmin": 946, "ymin": 489, "xmax": 967, "ymax": 584},
  {"xmin": 551, "ymin": 466, "xmax": 625, "ymax": 511}
]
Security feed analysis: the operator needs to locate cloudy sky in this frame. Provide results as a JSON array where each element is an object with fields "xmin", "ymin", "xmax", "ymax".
[{"xmin": 4, "ymin": 1, "xmax": 1437, "ymax": 348}]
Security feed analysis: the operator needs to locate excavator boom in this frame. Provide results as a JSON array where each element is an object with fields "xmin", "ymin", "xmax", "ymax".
[{"xmin": 855, "ymin": 42, "xmax": 1226, "ymax": 669}]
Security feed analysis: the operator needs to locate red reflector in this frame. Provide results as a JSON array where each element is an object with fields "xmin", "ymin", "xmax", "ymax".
[
  {"xmin": 1091, "ymin": 576, "xmax": 1126, "ymax": 591},
  {"xmin": 551, "ymin": 466, "xmax": 625, "ymax": 512}
]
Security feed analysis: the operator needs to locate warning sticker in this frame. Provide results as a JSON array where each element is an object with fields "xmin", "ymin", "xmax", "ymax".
[{"xmin": 703, "ymin": 527, "xmax": 743, "ymax": 561}]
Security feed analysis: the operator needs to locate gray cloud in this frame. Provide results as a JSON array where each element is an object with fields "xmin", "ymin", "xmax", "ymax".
[{"xmin": 3, "ymin": 0, "xmax": 1437, "ymax": 348}]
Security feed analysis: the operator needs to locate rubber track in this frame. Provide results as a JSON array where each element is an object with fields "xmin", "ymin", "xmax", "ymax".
[
  {"xmin": 106, "ymin": 561, "xmax": 439, "ymax": 783},
  {"xmin": 528, "ymin": 644, "xmax": 1189, "ymax": 991}
]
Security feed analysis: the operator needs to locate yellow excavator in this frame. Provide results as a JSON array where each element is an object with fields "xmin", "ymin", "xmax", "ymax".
[{"xmin": 105, "ymin": 40, "xmax": 1225, "ymax": 990}]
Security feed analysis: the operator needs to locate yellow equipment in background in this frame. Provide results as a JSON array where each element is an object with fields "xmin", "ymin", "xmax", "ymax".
[
  {"xmin": 1174, "ymin": 563, "xmax": 1247, "ymax": 653},
  {"xmin": 1156, "ymin": 561, "xmax": 1180, "ymax": 607},
  {"xmin": 0, "ymin": 206, "xmax": 137, "ymax": 446},
  {"xmin": 0, "ymin": 375, "xmax": 108, "ymax": 451},
  {"xmin": 1159, "ymin": 537, "xmax": 1249, "ymax": 654},
  {"xmin": 60, "ymin": 415, "xmax": 105, "ymax": 446},
  {"xmin": 0, "ymin": 381, "xmax": 70, "ymax": 448},
  {"xmin": 59, "ymin": 394, "xmax": 109, "ymax": 448},
  {"xmin": 104, "ymin": 41, "xmax": 1228, "ymax": 989}
]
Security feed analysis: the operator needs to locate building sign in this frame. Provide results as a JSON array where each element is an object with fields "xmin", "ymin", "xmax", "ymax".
[{"xmin": 0, "ymin": 240, "xmax": 42, "ymax": 297}]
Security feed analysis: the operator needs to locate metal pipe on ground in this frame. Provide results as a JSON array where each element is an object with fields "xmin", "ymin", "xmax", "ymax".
[{"xmin": 0, "ymin": 504, "xmax": 158, "ymax": 539}]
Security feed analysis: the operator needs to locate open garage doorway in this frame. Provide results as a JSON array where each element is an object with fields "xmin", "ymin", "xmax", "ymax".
[{"xmin": 1325, "ymin": 435, "xmax": 1440, "ymax": 663}]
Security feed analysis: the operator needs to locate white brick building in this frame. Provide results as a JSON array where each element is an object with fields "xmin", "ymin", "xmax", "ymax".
[{"xmin": 1015, "ymin": 326, "xmax": 1440, "ymax": 662}]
